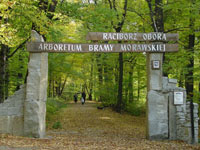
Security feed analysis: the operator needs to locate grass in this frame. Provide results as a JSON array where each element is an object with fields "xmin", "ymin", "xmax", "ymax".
[{"xmin": 46, "ymin": 97, "xmax": 67, "ymax": 128}]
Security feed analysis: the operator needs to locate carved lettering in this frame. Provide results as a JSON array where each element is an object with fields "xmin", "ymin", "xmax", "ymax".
[
  {"xmin": 142, "ymin": 33, "xmax": 167, "ymax": 41},
  {"xmin": 103, "ymin": 33, "xmax": 108, "ymax": 40},
  {"xmin": 120, "ymin": 44, "xmax": 166, "ymax": 52},
  {"xmin": 89, "ymin": 44, "xmax": 114, "ymax": 52},
  {"xmin": 29, "ymin": 42, "xmax": 177, "ymax": 53}
]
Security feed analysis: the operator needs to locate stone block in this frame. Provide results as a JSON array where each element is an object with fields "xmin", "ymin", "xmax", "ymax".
[
  {"xmin": 176, "ymin": 106, "xmax": 182, "ymax": 112},
  {"xmin": 162, "ymin": 77, "xmax": 168, "ymax": 89},
  {"xmin": 169, "ymin": 90, "xmax": 177, "ymax": 140},
  {"xmin": 168, "ymin": 79, "xmax": 177, "ymax": 89},
  {"xmin": 14, "ymin": 100, "xmax": 23, "ymax": 108},
  {"xmin": 177, "ymin": 119, "xmax": 185, "ymax": 125},
  {"xmin": 0, "ymin": 116, "xmax": 12, "ymax": 134},
  {"xmin": 7, "ymin": 107, "xmax": 18, "ymax": 116},
  {"xmin": 193, "ymin": 103, "xmax": 198, "ymax": 107},
  {"xmin": 0, "ymin": 107, "xmax": 8, "ymax": 116},
  {"xmin": 6, "ymin": 116, "xmax": 13, "ymax": 134},
  {"xmin": 24, "ymin": 30, "xmax": 47, "ymax": 138},
  {"xmin": 24, "ymin": 100, "xmax": 46, "ymax": 138},
  {"xmin": 147, "ymin": 90, "xmax": 168, "ymax": 140},
  {"xmin": 12, "ymin": 116, "xmax": 24, "ymax": 136},
  {"xmin": 2, "ymin": 101, "xmax": 15, "ymax": 107},
  {"xmin": 184, "ymin": 122, "xmax": 191, "ymax": 127},
  {"xmin": 0, "ymin": 117, "xmax": 6, "ymax": 133},
  {"xmin": 176, "ymin": 112, "xmax": 184, "ymax": 116},
  {"xmin": 168, "ymin": 78, "xmax": 177, "ymax": 84},
  {"xmin": 7, "ymin": 107, "xmax": 23, "ymax": 116}
]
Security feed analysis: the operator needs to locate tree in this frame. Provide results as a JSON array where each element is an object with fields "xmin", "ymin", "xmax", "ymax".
[{"xmin": 0, "ymin": 0, "xmax": 55, "ymax": 102}]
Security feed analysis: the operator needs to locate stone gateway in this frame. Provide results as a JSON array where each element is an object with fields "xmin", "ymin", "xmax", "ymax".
[{"xmin": 0, "ymin": 30, "xmax": 198, "ymax": 144}]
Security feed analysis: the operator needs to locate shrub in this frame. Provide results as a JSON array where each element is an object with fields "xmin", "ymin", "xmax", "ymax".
[
  {"xmin": 46, "ymin": 97, "xmax": 67, "ymax": 121},
  {"xmin": 125, "ymin": 101, "xmax": 145, "ymax": 116},
  {"xmin": 52, "ymin": 121, "xmax": 62, "ymax": 129}
]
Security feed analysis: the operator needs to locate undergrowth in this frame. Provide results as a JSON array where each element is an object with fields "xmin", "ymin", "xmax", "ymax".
[
  {"xmin": 98, "ymin": 100, "xmax": 146, "ymax": 116},
  {"xmin": 125, "ymin": 101, "xmax": 146, "ymax": 116},
  {"xmin": 46, "ymin": 97, "xmax": 67, "ymax": 129}
]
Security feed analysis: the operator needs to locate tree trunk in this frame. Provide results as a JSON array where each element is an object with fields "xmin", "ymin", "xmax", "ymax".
[
  {"xmin": 49, "ymin": 78, "xmax": 52, "ymax": 97},
  {"xmin": 16, "ymin": 51, "xmax": 23, "ymax": 91},
  {"xmin": 89, "ymin": 60, "xmax": 94, "ymax": 100},
  {"xmin": 59, "ymin": 77, "xmax": 67, "ymax": 97},
  {"xmin": 128, "ymin": 64, "xmax": 134, "ymax": 102},
  {"xmin": 185, "ymin": 0, "xmax": 195, "ymax": 144},
  {"xmin": 137, "ymin": 67, "xmax": 140, "ymax": 101},
  {"xmin": 185, "ymin": 0, "xmax": 195, "ymax": 100},
  {"xmin": 155, "ymin": 0, "xmax": 164, "ymax": 32},
  {"xmin": 178, "ymin": 70, "xmax": 184, "ymax": 88},
  {"xmin": 53, "ymin": 79, "xmax": 55, "ymax": 97},
  {"xmin": 155, "ymin": 0, "xmax": 167, "ymax": 77},
  {"xmin": 107, "ymin": 0, "xmax": 127, "ymax": 112},
  {"xmin": 96, "ymin": 53, "xmax": 103, "ymax": 101},
  {"xmin": 116, "ymin": 52, "xmax": 123, "ymax": 113},
  {"xmin": 185, "ymin": 35, "xmax": 195, "ymax": 100},
  {"xmin": 5, "ymin": 47, "xmax": 9, "ymax": 99},
  {"xmin": 0, "ymin": 44, "xmax": 8, "ymax": 103}
]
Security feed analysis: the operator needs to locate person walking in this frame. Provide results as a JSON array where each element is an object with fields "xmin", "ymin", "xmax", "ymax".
[
  {"xmin": 81, "ymin": 91, "xmax": 86, "ymax": 105},
  {"xmin": 74, "ymin": 93, "xmax": 78, "ymax": 103}
]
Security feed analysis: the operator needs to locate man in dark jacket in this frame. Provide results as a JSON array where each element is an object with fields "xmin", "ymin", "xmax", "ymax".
[
  {"xmin": 74, "ymin": 93, "xmax": 78, "ymax": 103},
  {"xmin": 81, "ymin": 91, "xmax": 86, "ymax": 104}
]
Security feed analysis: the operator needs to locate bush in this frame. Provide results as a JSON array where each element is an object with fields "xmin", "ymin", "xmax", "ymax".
[
  {"xmin": 52, "ymin": 121, "xmax": 62, "ymax": 129},
  {"xmin": 46, "ymin": 97, "xmax": 67, "ymax": 121},
  {"xmin": 125, "ymin": 101, "xmax": 145, "ymax": 116}
]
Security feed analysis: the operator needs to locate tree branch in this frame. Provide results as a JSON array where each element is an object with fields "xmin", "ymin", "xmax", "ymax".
[
  {"xmin": 108, "ymin": 0, "xmax": 112, "ymax": 9},
  {"xmin": 164, "ymin": 27, "xmax": 189, "ymax": 33},
  {"xmin": 113, "ymin": 0, "xmax": 117, "ymax": 11},
  {"xmin": 7, "ymin": 36, "xmax": 31, "ymax": 58},
  {"xmin": 119, "ymin": 0, "xmax": 128, "ymax": 28},
  {"xmin": 146, "ymin": 0, "xmax": 158, "ymax": 32},
  {"xmin": 115, "ymin": 0, "xmax": 128, "ymax": 32}
]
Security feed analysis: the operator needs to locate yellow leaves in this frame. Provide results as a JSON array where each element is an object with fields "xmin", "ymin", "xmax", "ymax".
[
  {"xmin": 0, "ymin": 23, "xmax": 19, "ymax": 46},
  {"xmin": 52, "ymin": 13, "xmax": 69, "ymax": 22},
  {"xmin": 0, "ymin": 0, "xmax": 14, "ymax": 10}
]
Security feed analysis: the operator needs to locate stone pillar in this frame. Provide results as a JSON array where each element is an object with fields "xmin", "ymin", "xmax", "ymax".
[
  {"xmin": 24, "ymin": 30, "xmax": 48, "ymax": 138},
  {"xmin": 146, "ymin": 53, "xmax": 168, "ymax": 139}
]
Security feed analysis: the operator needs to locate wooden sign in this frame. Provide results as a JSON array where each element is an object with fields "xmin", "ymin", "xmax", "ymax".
[
  {"xmin": 86, "ymin": 32, "xmax": 178, "ymax": 41},
  {"xmin": 27, "ymin": 42, "xmax": 178, "ymax": 53}
]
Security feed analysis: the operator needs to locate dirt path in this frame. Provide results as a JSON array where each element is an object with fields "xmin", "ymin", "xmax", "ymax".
[{"xmin": 0, "ymin": 101, "xmax": 199, "ymax": 150}]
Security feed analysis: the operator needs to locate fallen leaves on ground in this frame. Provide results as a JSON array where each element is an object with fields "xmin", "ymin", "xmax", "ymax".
[{"xmin": 0, "ymin": 101, "xmax": 199, "ymax": 150}]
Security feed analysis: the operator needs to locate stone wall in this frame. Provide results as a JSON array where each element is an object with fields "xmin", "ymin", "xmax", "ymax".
[
  {"xmin": 0, "ymin": 31, "xmax": 48, "ymax": 138},
  {"xmin": 163, "ymin": 77, "xmax": 199, "ymax": 144},
  {"xmin": 176, "ymin": 102, "xmax": 199, "ymax": 144},
  {"xmin": 148, "ymin": 76, "xmax": 199, "ymax": 144},
  {"xmin": 0, "ymin": 85, "xmax": 25, "ymax": 136}
]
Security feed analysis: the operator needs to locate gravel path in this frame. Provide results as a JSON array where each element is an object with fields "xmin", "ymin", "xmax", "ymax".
[{"xmin": 0, "ymin": 101, "xmax": 199, "ymax": 150}]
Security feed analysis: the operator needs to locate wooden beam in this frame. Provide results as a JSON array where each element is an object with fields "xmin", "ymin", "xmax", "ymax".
[
  {"xmin": 27, "ymin": 42, "xmax": 178, "ymax": 53},
  {"xmin": 86, "ymin": 32, "xmax": 178, "ymax": 41}
]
